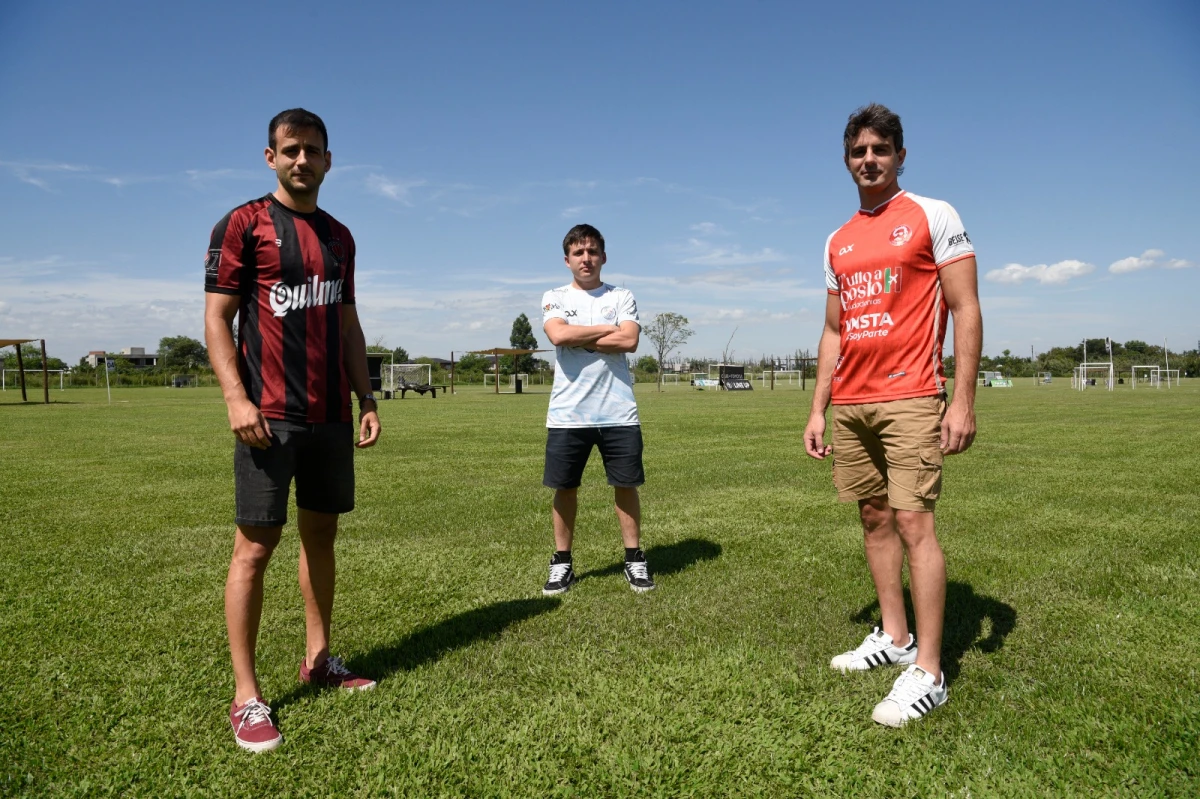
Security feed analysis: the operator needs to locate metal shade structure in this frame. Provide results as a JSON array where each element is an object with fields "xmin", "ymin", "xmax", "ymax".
[
  {"xmin": 0, "ymin": 338, "xmax": 50, "ymax": 403},
  {"xmin": 464, "ymin": 347, "xmax": 550, "ymax": 394}
]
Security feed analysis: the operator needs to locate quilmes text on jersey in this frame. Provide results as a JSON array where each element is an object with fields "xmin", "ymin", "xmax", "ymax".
[{"xmin": 269, "ymin": 276, "xmax": 345, "ymax": 318}]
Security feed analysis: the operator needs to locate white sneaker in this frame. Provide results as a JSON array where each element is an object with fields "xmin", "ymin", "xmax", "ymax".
[
  {"xmin": 830, "ymin": 627, "xmax": 917, "ymax": 672},
  {"xmin": 871, "ymin": 665, "xmax": 948, "ymax": 727}
]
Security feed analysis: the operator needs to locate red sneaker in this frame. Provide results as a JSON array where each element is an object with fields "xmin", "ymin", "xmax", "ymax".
[
  {"xmin": 299, "ymin": 655, "xmax": 377, "ymax": 691},
  {"xmin": 229, "ymin": 697, "xmax": 282, "ymax": 752}
]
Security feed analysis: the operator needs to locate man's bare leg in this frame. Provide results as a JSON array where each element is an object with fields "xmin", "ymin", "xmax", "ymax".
[
  {"xmin": 859, "ymin": 496, "xmax": 911, "ymax": 645},
  {"xmin": 552, "ymin": 488, "xmax": 577, "ymax": 552},
  {"xmin": 297, "ymin": 509, "xmax": 338, "ymax": 669},
  {"xmin": 613, "ymin": 486, "xmax": 641, "ymax": 549},
  {"xmin": 227, "ymin": 524, "xmax": 282, "ymax": 704},
  {"xmin": 895, "ymin": 509, "xmax": 945, "ymax": 679}
]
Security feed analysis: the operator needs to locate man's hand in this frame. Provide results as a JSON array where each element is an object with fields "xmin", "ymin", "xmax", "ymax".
[
  {"xmin": 228, "ymin": 398, "xmax": 273, "ymax": 449},
  {"xmin": 357, "ymin": 405, "xmax": 381, "ymax": 448},
  {"xmin": 803, "ymin": 412, "xmax": 833, "ymax": 460},
  {"xmin": 940, "ymin": 401, "xmax": 976, "ymax": 455}
]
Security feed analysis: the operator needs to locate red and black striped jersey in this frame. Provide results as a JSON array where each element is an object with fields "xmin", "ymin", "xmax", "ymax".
[{"xmin": 205, "ymin": 194, "xmax": 356, "ymax": 424}]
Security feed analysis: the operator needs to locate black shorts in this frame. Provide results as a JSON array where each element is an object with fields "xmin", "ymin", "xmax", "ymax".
[
  {"xmin": 543, "ymin": 425, "xmax": 645, "ymax": 489},
  {"xmin": 233, "ymin": 420, "xmax": 355, "ymax": 527}
]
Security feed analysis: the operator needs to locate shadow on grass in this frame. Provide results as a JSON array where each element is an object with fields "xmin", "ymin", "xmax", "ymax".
[
  {"xmin": 272, "ymin": 597, "xmax": 562, "ymax": 712},
  {"xmin": 851, "ymin": 581, "xmax": 1016, "ymax": 684},
  {"xmin": 578, "ymin": 537, "xmax": 722, "ymax": 582}
]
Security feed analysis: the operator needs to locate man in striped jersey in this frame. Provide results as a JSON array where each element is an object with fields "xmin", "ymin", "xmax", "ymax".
[
  {"xmin": 802, "ymin": 104, "xmax": 983, "ymax": 727},
  {"xmin": 204, "ymin": 109, "xmax": 381, "ymax": 752}
]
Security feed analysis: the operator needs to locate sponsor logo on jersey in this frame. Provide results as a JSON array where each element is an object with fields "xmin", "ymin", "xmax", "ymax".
[
  {"xmin": 838, "ymin": 244, "xmax": 855, "ymax": 256},
  {"xmin": 268, "ymin": 276, "xmax": 344, "ymax": 318},
  {"xmin": 888, "ymin": 371, "xmax": 907, "ymax": 379},
  {"xmin": 889, "ymin": 225, "xmax": 912, "ymax": 246},
  {"xmin": 544, "ymin": 302, "xmax": 560, "ymax": 311},
  {"xmin": 838, "ymin": 267, "xmax": 901, "ymax": 310},
  {"xmin": 564, "ymin": 310, "xmax": 578, "ymax": 318},
  {"xmin": 843, "ymin": 311, "xmax": 895, "ymax": 340},
  {"xmin": 946, "ymin": 231, "xmax": 970, "ymax": 247}
]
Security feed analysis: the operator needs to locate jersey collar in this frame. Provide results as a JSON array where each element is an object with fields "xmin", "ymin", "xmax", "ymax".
[{"xmin": 858, "ymin": 190, "xmax": 905, "ymax": 216}]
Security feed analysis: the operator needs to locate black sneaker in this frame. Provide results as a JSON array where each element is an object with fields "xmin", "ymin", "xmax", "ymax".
[
  {"xmin": 542, "ymin": 559, "xmax": 576, "ymax": 595},
  {"xmin": 623, "ymin": 552, "xmax": 656, "ymax": 593}
]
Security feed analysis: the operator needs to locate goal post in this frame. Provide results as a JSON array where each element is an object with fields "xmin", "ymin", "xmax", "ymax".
[
  {"xmin": 759, "ymin": 370, "xmax": 800, "ymax": 386},
  {"xmin": 1131, "ymin": 365, "xmax": 1160, "ymax": 389},
  {"xmin": 385, "ymin": 363, "xmax": 432, "ymax": 391}
]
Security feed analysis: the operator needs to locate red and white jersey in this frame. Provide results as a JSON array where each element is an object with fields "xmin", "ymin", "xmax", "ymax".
[{"xmin": 823, "ymin": 191, "xmax": 974, "ymax": 405}]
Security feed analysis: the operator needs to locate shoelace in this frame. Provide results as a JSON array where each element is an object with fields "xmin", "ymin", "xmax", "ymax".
[
  {"xmin": 548, "ymin": 562, "xmax": 572, "ymax": 583},
  {"xmin": 887, "ymin": 670, "xmax": 934, "ymax": 706},
  {"xmin": 234, "ymin": 699, "xmax": 273, "ymax": 731},
  {"xmin": 323, "ymin": 656, "xmax": 352, "ymax": 677},
  {"xmin": 626, "ymin": 560, "xmax": 650, "ymax": 580},
  {"xmin": 851, "ymin": 628, "xmax": 892, "ymax": 657}
]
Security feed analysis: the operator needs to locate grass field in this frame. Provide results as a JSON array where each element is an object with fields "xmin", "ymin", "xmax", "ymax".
[{"xmin": 1, "ymin": 380, "xmax": 1197, "ymax": 796}]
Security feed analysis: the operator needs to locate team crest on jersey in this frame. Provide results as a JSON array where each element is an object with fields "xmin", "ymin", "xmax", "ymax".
[
  {"xmin": 889, "ymin": 225, "xmax": 912, "ymax": 246},
  {"xmin": 327, "ymin": 238, "xmax": 347, "ymax": 266},
  {"xmin": 601, "ymin": 305, "xmax": 616, "ymax": 321}
]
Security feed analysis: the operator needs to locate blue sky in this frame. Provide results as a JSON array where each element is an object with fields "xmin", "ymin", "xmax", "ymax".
[{"xmin": 1, "ymin": 0, "xmax": 1197, "ymax": 365}]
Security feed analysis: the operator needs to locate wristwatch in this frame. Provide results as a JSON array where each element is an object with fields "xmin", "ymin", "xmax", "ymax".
[{"xmin": 359, "ymin": 393, "xmax": 377, "ymax": 406}]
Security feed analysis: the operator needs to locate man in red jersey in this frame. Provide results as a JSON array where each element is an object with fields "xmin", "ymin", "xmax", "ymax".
[
  {"xmin": 803, "ymin": 104, "xmax": 982, "ymax": 727},
  {"xmin": 204, "ymin": 109, "xmax": 381, "ymax": 752}
]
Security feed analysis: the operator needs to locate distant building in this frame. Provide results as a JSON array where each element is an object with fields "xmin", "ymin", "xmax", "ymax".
[{"xmin": 86, "ymin": 347, "xmax": 158, "ymax": 368}]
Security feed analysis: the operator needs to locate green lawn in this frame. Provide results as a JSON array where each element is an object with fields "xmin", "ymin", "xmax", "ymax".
[{"xmin": 1, "ymin": 380, "xmax": 1196, "ymax": 796}]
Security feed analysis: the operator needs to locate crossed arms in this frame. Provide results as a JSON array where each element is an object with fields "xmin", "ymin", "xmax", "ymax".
[{"xmin": 543, "ymin": 319, "xmax": 640, "ymax": 354}]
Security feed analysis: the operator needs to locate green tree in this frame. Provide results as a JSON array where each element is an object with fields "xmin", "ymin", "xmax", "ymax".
[
  {"xmin": 158, "ymin": 335, "xmax": 209, "ymax": 370},
  {"xmin": 643, "ymin": 312, "xmax": 693, "ymax": 391},
  {"xmin": 636, "ymin": 355, "xmax": 659, "ymax": 374},
  {"xmin": 391, "ymin": 345, "xmax": 410, "ymax": 363},
  {"xmin": 455, "ymin": 352, "xmax": 488, "ymax": 380},
  {"xmin": 505, "ymin": 313, "xmax": 538, "ymax": 374}
]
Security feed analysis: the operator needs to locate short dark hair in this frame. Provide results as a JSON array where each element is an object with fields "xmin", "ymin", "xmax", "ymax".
[
  {"xmin": 562, "ymin": 224, "xmax": 605, "ymax": 255},
  {"xmin": 268, "ymin": 108, "xmax": 328, "ymax": 152},
  {"xmin": 843, "ymin": 103, "xmax": 904, "ymax": 173}
]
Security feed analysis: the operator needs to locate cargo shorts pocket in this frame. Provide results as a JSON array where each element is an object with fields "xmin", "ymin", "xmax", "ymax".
[{"xmin": 914, "ymin": 446, "xmax": 944, "ymax": 499}]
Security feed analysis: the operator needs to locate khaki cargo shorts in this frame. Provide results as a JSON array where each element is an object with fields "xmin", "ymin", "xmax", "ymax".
[{"xmin": 831, "ymin": 395, "xmax": 947, "ymax": 512}]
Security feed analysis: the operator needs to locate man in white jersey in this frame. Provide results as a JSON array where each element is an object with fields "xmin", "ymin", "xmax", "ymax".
[{"xmin": 540, "ymin": 224, "xmax": 654, "ymax": 594}]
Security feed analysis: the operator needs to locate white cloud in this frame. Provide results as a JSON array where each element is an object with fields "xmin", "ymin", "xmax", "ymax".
[
  {"xmin": 678, "ymin": 241, "xmax": 786, "ymax": 267},
  {"xmin": 1165, "ymin": 258, "xmax": 1194, "ymax": 269},
  {"xmin": 689, "ymin": 222, "xmax": 728, "ymax": 235},
  {"xmin": 366, "ymin": 173, "xmax": 426, "ymax": 204},
  {"xmin": 984, "ymin": 260, "xmax": 1095, "ymax": 285},
  {"xmin": 1109, "ymin": 249, "xmax": 1164, "ymax": 274}
]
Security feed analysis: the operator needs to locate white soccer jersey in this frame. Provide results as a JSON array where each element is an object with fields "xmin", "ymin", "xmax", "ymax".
[{"xmin": 542, "ymin": 283, "xmax": 640, "ymax": 428}]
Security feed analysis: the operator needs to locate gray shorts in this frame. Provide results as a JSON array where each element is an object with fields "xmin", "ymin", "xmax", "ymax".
[{"xmin": 234, "ymin": 420, "xmax": 354, "ymax": 527}]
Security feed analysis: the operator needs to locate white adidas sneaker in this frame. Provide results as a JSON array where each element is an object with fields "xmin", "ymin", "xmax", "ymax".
[
  {"xmin": 830, "ymin": 627, "xmax": 918, "ymax": 672},
  {"xmin": 871, "ymin": 664, "xmax": 948, "ymax": 727}
]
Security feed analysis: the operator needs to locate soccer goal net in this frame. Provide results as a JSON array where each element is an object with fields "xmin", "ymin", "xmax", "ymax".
[
  {"xmin": 1073, "ymin": 363, "xmax": 1113, "ymax": 391},
  {"xmin": 759, "ymin": 370, "xmax": 801, "ymax": 386},
  {"xmin": 483, "ymin": 373, "xmax": 529, "ymax": 387},
  {"xmin": 660, "ymin": 373, "xmax": 680, "ymax": 385},
  {"xmin": 1037, "ymin": 372, "xmax": 1052, "ymax": 384},
  {"xmin": 385, "ymin": 363, "xmax": 431, "ymax": 391},
  {"xmin": 1131, "ymin": 365, "xmax": 1160, "ymax": 389}
]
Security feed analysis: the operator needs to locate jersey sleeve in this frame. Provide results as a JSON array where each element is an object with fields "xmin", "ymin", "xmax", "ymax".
[
  {"xmin": 542, "ymin": 290, "xmax": 566, "ymax": 328},
  {"xmin": 616, "ymin": 289, "xmax": 640, "ymax": 326},
  {"xmin": 823, "ymin": 231, "xmax": 839, "ymax": 294},
  {"xmin": 205, "ymin": 208, "xmax": 253, "ymax": 295},
  {"xmin": 342, "ymin": 232, "xmax": 357, "ymax": 305},
  {"xmin": 923, "ymin": 199, "xmax": 975, "ymax": 267}
]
